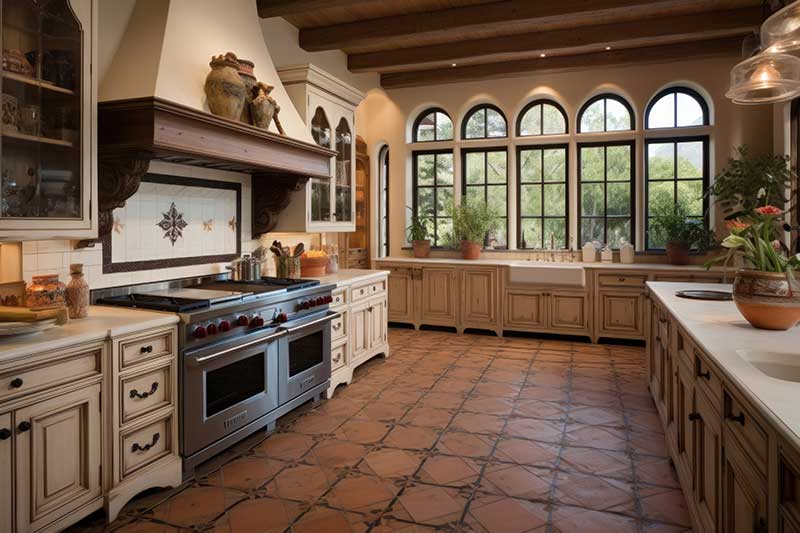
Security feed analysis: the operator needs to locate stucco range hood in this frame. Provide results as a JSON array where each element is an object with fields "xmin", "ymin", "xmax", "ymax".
[{"xmin": 94, "ymin": 97, "xmax": 335, "ymax": 244}]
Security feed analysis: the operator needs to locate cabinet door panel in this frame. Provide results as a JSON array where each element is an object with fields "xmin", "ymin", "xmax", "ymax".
[
  {"xmin": 369, "ymin": 297, "xmax": 387, "ymax": 349},
  {"xmin": 549, "ymin": 292, "xmax": 588, "ymax": 331},
  {"xmin": 504, "ymin": 290, "xmax": 547, "ymax": 330},
  {"xmin": 351, "ymin": 303, "xmax": 370, "ymax": 358},
  {"xmin": 461, "ymin": 269, "xmax": 499, "ymax": 327},
  {"xmin": 0, "ymin": 412, "xmax": 11, "ymax": 533},
  {"xmin": 722, "ymin": 433, "xmax": 767, "ymax": 533},
  {"xmin": 15, "ymin": 384, "xmax": 101, "ymax": 533},
  {"xmin": 387, "ymin": 268, "xmax": 415, "ymax": 322},
  {"xmin": 420, "ymin": 268, "xmax": 457, "ymax": 324},
  {"xmin": 599, "ymin": 291, "xmax": 644, "ymax": 338},
  {"xmin": 693, "ymin": 388, "xmax": 721, "ymax": 533},
  {"xmin": 674, "ymin": 364, "xmax": 693, "ymax": 485}
]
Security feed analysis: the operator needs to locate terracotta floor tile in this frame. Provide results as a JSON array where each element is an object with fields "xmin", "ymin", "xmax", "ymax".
[
  {"xmin": 471, "ymin": 381, "xmax": 522, "ymax": 398},
  {"xmin": 392, "ymin": 484, "xmax": 466, "ymax": 525},
  {"xmin": 209, "ymin": 455, "xmax": 284, "ymax": 491},
  {"xmin": 360, "ymin": 447, "xmax": 424, "ymax": 479},
  {"xmin": 418, "ymin": 392, "xmax": 465, "ymax": 410},
  {"xmin": 570, "ymin": 389, "xmax": 622, "ymax": 408},
  {"xmin": 554, "ymin": 471, "xmax": 637, "ymax": 515},
  {"xmin": 450, "ymin": 412, "xmax": 505, "ymax": 435},
  {"xmin": 564, "ymin": 423, "xmax": 628, "ymax": 452},
  {"xmin": 492, "ymin": 437, "xmax": 561, "ymax": 468},
  {"xmin": 435, "ymin": 430, "xmax": 497, "ymax": 459},
  {"xmin": 111, "ymin": 520, "xmax": 182, "ymax": 533},
  {"xmin": 253, "ymin": 431, "xmax": 315, "ymax": 462},
  {"xmin": 325, "ymin": 473, "xmax": 400, "ymax": 513},
  {"xmin": 401, "ymin": 406, "xmax": 455, "ymax": 428},
  {"xmin": 221, "ymin": 496, "xmax": 301, "ymax": 533},
  {"xmin": 517, "ymin": 385, "xmax": 570, "ymax": 403},
  {"xmin": 291, "ymin": 506, "xmax": 370, "ymax": 533},
  {"xmin": 353, "ymin": 401, "xmax": 410, "ymax": 423},
  {"xmin": 149, "ymin": 485, "xmax": 242, "ymax": 528},
  {"xmin": 265, "ymin": 463, "xmax": 334, "ymax": 501},
  {"xmin": 467, "ymin": 495, "xmax": 549, "ymax": 533},
  {"xmin": 639, "ymin": 486, "xmax": 692, "ymax": 527},
  {"xmin": 384, "ymin": 425, "xmax": 440, "ymax": 450},
  {"xmin": 635, "ymin": 455, "xmax": 682, "ymax": 488},
  {"xmin": 338, "ymin": 419, "xmax": 393, "ymax": 444},
  {"xmin": 461, "ymin": 396, "xmax": 515, "ymax": 416},
  {"xmin": 445, "ymin": 366, "xmax": 485, "ymax": 381},
  {"xmin": 314, "ymin": 397, "xmax": 368, "ymax": 418},
  {"xmin": 550, "ymin": 504, "xmax": 639, "ymax": 533},
  {"xmin": 629, "ymin": 429, "xmax": 669, "ymax": 457},
  {"xmin": 416, "ymin": 454, "xmax": 482, "ymax": 487},
  {"xmin": 307, "ymin": 439, "xmax": 368, "ymax": 470},
  {"xmin": 559, "ymin": 446, "xmax": 632, "ymax": 480},
  {"xmin": 370, "ymin": 517, "xmax": 442, "ymax": 532},
  {"xmin": 568, "ymin": 405, "xmax": 627, "ymax": 427},
  {"xmin": 512, "ymin": 399, "xmax": 568, "ymax": 420},
  {"xmin": 504, "ymin": 418, "xmax": 565, "ymax": 443},
  {"xmin": 478, "ymin": 462, "xmax": 553, "ymax": 501},
  {"xmin": 379, "ymin": 388, "xmax": 427, "ymax": 405}
]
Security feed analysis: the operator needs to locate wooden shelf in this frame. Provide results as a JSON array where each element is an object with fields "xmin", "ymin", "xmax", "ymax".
[
  {"xmin": 3, "ymin": 72, "xmax": 75, "ymax": 95},
  {"xmin": 2, "ymin": 129, "xmax": 74, "ymax": 147}
]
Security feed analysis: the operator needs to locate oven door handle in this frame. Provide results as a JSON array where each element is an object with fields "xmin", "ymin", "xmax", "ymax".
[
  {"xmin": 282, "ymin": 311, "xmax": 340, "ymax": 335},
  {"xmin": 187, "ymin": 330, "xmax": 286, "ymax": 366}
]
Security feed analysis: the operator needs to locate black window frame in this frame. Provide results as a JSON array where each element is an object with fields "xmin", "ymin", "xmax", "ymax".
[
  {"xmin": 461, "ymin": 146, "xmax": 509, "ymax": 249},
  {"xmin": 577, "ymin": 140, "xmax": 637, "ymax": 248},
  {"xmin": 577, "ymin": 94, "xmax": 635, "ymax": 133},
  {"xmin": 516, "ymin": 143, "xmax": 570, "ymax": 250},
  {"xmin": 412, "ymin": 149, "xmax": 455, "ymax": 247},
  {"xmin": 378, "ymin": 145, "xmax": 390, "ymax": 257},
  {"xmin": 412, "ymin": 107, "xmax": 454, "ymax": 142},
  {"xmin": 517, "ymin": 99, "xmax": 569, "ymax": 137},
  {"xmin": 462, "ymin": 103, "xmax": 508, "ymax": 140},
  {"xmin": 645, "ymin": 87, "xmax": 710, "ymax": 130},
  {"xmin": 644, "ymin": 135, "xmax": 710, "ymax": 250}
]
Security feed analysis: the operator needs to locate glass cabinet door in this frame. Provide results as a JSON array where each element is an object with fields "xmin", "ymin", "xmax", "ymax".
[
  {"xmin": 334, "ymin": 117, "xmax": 352, "ymax": 223},
  {"xmin": 309, "ymin": 106, "xmax": 331, "ymax": 223},
  {"xmin": 1, "ymin": 0, "xmax": 83, "ymax": 222}
]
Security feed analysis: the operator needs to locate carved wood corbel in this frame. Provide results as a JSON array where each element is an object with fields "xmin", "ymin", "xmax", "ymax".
[
  {"xmin": 251, "ymin": 172, "xmax": 310, "ymax": 238},
  {"xmin": 76, "ymin": 153, "xmax": 152, "ymax": 248}
]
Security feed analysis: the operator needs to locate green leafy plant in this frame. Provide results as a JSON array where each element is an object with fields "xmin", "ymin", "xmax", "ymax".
[
  {"xmin": 448, "ymin": 202, "xmax": 499, "ymax": 245},
  {"xmin": 649, "ymin": 203, "xmax": 716, "ymax": 251},
  {"xmin": 706, "ymin": 206, "xmax": 800, "ymax": 273},
  {"xmin": 406, "ymin": 209, "xmax": 429, "ymax": 242},
  {"xmin": 706, "ymin": 146, "xmax": 795, "ymax": 214}
]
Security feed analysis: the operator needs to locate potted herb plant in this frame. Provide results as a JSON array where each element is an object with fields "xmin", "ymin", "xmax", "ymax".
[
  {"xmin": 449, "ymin": 202, "xmax": 499, "ymax": 260},
  {"xmin": 649, "ymin": 203, "xmax": 715, "ymax": 265},
  {"xmin": 407, "ymin": 210, "xmax": 431, "ymax": 258},
  {"xmin": 706, "ymin": 205, "xmax": 800, "ymax": 330}
]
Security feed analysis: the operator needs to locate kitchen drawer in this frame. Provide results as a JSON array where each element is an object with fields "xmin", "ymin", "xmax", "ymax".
[
  {"xmin": 331, "ymin": 309, "xmax": 348, "ymax": 342},
  {"xmin": 119, "ymin": 327, "xmax": 175, "ymax": 370},
  {"xmin": 724, "ymin": 389, "xmax": 769, "ymax": 475},
  {"xmin": 331, "ymin": 341, "xmax": 348, "ymax": 372},
  {"xmin": 352, "ymin": 279, "xmax": 387, "ymax": 302},
  {"xmin": 694, "ymin": 348, "xmax": 723, "ymax": 412},
  {"xmin": 120, "ymin": 414, "xmax": 174, "ymax": 479},
  {"xmin": 598, "ymin": 274, "xmax": 647, "ymax": 288},
  {"xmin": 331, "ymin": 287, "xmax": 348, "ymax": 308},
  {"xmin": 0, "ymin": 343, "xmax": 102, "ymax": 402},
  {"xmin": 120, "ymin": 363, "xmax": 173, "ymax": 425},
  {"xmin": 676, "ymin": 328, "xmax": 694, "ymax": 374}
]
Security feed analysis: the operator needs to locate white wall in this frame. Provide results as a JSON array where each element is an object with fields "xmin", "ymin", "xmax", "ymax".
[{"xmin": 356, "ymin": 56, "xmax": 775, "ymax": 256}]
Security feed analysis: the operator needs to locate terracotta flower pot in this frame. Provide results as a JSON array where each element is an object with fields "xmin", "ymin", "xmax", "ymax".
[
  {"xmin": 665, "ymin": 241, "xmax": 690, "ymax": 265},
  {"xmin": 461, "ymin": 240, "xmax": 481, "ymax": 260},
  {"xmin": 412, "ymin": 239, "xmax": 431, "ymax": 258},
  {"xmin": 732, "ymin": 269, "xmax": 800, "ymax": 330},
  {"xmin": 204, "ymin": 52, "xmax": 247, "ymax": 121}
]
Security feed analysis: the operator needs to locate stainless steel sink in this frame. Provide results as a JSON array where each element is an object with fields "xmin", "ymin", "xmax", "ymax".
[{"xmin": 736, "ymin": 349, "xmax": 800, "ymax": 383}]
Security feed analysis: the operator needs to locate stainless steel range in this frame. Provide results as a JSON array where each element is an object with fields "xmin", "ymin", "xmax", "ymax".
[{"xmin": 92, "ymin": 274, "xmax": 337, "ymax": 473}]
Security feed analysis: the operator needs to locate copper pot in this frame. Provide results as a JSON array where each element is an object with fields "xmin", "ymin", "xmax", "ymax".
[{"xmin": 732, "ymin": 269, "xmax": 800, "ymax": 330}]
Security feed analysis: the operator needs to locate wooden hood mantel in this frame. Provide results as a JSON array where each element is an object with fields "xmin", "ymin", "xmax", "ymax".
[{"xmin": 93, "ymin": 97, "xmax": 335, "ymax": 243}]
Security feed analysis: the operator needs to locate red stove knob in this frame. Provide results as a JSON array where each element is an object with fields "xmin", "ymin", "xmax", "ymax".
[
  {"xmin": 299, "ymin": 301, "xmax": 310, "ymax": 310},
  {"xmin": 276, "ymin": 313, "xmax": 288, "ymax": 323},
  {"xmin": 237, "ymin": 315, "xmax": 249, "ymax": 327},
  {"xmin": 192, "ymin": 326, "xmax": 207, "ymax": 339},
  {"xmin": 315, "ymin": 297, "xmax": 325, "ymax": 306},
  {"xmin": 252, "ymin": 316, "xmax": 265, "ymax": 327},
  {"xmin": 219, "ymin": 320, "xmax": 231, "ymax": 332},
  {"xmin": 324, "ymin": 295, "xmax": 333, "ymax": 304},
  {"xmin": 206, "ymin": 323, "xmax": 218, "ymax": 335}
]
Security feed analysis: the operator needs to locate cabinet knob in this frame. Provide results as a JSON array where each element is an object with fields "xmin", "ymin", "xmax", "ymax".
[
  {"xmin": 0, "ymin": 428, "xmax": 10, "ymax": 440},
  {"xmin": 10, "ymin": 378, "xmax": 23, "ymax": 389},
  {"xmin": 688, "ymin": 412, "xmax": 701, "ymax": 422},
  {"xmin": 140, "ymin": 345, "xmax": 154, "ymax": 354},
  {"xmin": 18, "ymin": 421, "xmax": 31, "ymax": 432},
  {"xmin": 332, "ymin": 353, "xmax": 342, "ymax": 363}
]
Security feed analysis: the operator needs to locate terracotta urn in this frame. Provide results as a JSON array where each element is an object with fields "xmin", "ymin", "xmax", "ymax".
[
  {"xmin": 236, "ymin": 58, "xmax": 257, "ymax": 124},
  {"xmin": 665, "ymin": 242, "xmax": 690, "ymax": 265},
  {"xmin": 412, "ymin": 239, "xmax": 431, "ymax": 258},
  {"xmin": 250, "ymin": 81, "xmax": 278, "ymax": 129},
  {"xmin": 204, "ymin": 52, "xmax": 246, "ymax": 121},
  {"xmin": 461, "ymin": 240, "xmax": 481, "ymax": 260},
  {"xmin": 732, "ymin": 269, "xmax": 800, "ymax": 330},
  {"xmin": 65, "ymin": 263, "xmax": 89, "ymax": 319}
]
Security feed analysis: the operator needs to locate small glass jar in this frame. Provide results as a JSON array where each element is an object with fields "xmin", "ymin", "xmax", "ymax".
[{"xmin": 25, "ymin": 274, "xmax": 66, "ymax": 310}]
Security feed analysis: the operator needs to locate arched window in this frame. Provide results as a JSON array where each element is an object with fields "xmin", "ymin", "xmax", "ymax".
[
  {"xmin": 645, "ymin": 87, "xmax": 709, "ymax": 129},
  {"xmin": 577, "ymin": 94, "xmax": 634, "ymax": 133},
  {"xmin": 517, "ymin": 100, "xmax": 568, "ymax": 136},
  {"xmin": 462, "ymin": 104, "xmax": 507, "ymax": 139},
  {"xmin": 645, "ymin": 87, "xmax": 711, "ymax": 249},
  {"xmin": 412, "ymin": 108, "xmax": 453, "ymax": 142}
]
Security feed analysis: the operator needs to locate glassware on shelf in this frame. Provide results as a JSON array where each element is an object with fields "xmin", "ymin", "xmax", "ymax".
[{"xmin": 19, "ymin": 104, "xmax": 39, "ymax": 135}]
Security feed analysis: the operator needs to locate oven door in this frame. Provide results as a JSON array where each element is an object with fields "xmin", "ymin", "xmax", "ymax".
[
  {"xmin": 278, "ymin": 311, "xmax": 338, "ymax": 404},
  {"xmin": 182, "ymin": 329, "xmax": 283, "ymax": 456}
]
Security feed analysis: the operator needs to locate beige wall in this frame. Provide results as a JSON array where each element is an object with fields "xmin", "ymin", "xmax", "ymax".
[{"xmin": 356, "ymin": 56, "xmax": 775, "ymax": 257}]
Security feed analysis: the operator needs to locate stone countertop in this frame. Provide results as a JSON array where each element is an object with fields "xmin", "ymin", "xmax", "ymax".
[
  {"xmin": 309, "ymin": 269, "xmax": 389, "ymax": 287},
  {"xmin": 374, "ymin": 256, "xmax": 730, "ymax": 272},
  {"xmin": 647, "ymin": 282, "xmax": 800, "ymax": 449},
  {"xmin": 0, "ymin": 306, "xmax": 178, "ymax": 365}
]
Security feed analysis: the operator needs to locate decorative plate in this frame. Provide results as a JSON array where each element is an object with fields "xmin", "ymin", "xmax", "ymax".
[
  {"xmin": 675, "ymin": 290, "xmax": 733, "ymax": 301},
  {"xmin": 0, "ymin": 318, "xmax": 59, "ymax": 337}
]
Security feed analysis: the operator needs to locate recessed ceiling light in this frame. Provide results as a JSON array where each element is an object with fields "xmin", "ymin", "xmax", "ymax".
[
  {"xmin": 540, "ymin": 53, "xmax": 546, "ymax": 58},
  {"xmin": 605, "ymin": 46, "xmax": 612, "ymax": 51},
  {"xmin": 451, "ymin": 63, "xmax": 457, "ymax": 67}
]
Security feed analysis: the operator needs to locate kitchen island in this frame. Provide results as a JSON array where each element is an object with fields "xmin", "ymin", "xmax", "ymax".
[{"xmin": 647, "ymin": 282, "xmax": 800, "ymax": 533}]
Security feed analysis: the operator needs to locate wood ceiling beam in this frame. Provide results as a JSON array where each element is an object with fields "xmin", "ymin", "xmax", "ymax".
[
  {"xmin": 256, "ymin": 0, "xmax": 372, "ymax": 18},
  {"xmin": 380, "ymin": 36, "xmax": 742, "ymax": 89},
  {"xmin": 349, "ymin": 7, "xmax": 759, "ymax": 73},
  {"xmin": 298, "ymin": 0, "xmax": 755, "ymax": 52}
]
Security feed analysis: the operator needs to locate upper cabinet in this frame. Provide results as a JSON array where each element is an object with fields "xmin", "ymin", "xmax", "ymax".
[
  {"xmin": 275, "ymin": 64, "xmax": 364, "ymax": 233},
  {"xmin": 0, "ymin": 0, "xmax": 97, "ymax": 241}
]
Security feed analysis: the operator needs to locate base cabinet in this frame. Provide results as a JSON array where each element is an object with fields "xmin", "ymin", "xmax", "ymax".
[
  {"xmin": 723, "ymin": 434, "xmax": 768, "ymax": 533},
  {"xmin": 692, "ymin": 388, "xmax": 721, "ymax": 533},
  {"xmin": 598, "ymin": 291, "xmax": 644, "ymax": 339},
  {"xmin": 461, "ymin": 268, "xmax": 500, "ymax": 333},
  {"xmin": 420, "ymin": 268, "xmax": 458, "ymax": 326},
  {"xmin": 387, "ymin": 267, "xmax": 415, "ymax": 323},
  {"xmin": 503, "ymin": 289, "xmax": 590, "ymax": 338}
]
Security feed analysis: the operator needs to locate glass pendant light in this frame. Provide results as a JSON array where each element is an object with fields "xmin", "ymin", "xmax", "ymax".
[{"xmin": 726, "ymin": 1, "xmax": 800, "ymax": 105}]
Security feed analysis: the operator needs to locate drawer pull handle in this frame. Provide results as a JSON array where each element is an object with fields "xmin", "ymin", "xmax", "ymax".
[
  {"xmin": 697, "ymin": 369, "xmax": 711, "ymax": 380},
  {"xmin": 655, "ymin": 335, "xmax": 661, "ymax": 342},
  {"xmin": 332, "ymin": 352, "xmax": 342, "ymax": 363},
  {"xmin": 618, "ymin": 277, "xmax": 626, "ymax": 282},
  {"xmin": 130, "ymin": 382, "xmax": 159, "ymax": 400},
  {"xmin": 140, "ymin": 345, "xmax": 154, "ymax": 354},
  {"xmin": 17, "ymin": 421, "xmax": 31, "ymax": 432},
  {"xmin": 0, "ymin": 428, "xmax": 10, "ymax": 440},
  {"xmin": 688, "ymin": 412, "xmax": 702, "ymax": 422},
  {"xmin": 10, "ymin": 378, "xmax": 23, "ymax": 389},
  {"xmin": 332, "ymin": 322, "xmax": 341, "ymax": 331},
  {"xmin": 131, "ymin": 432, "xmax": 160, "ymax": 453},
  {"xmin": 727, "ymin": 412, "xmax": 746, "ymax": 426}
]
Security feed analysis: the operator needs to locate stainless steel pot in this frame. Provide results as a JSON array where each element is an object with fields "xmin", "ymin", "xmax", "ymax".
[{"xmin": 226, "ymin": 255, "xmax": 261, "ymax": 281}]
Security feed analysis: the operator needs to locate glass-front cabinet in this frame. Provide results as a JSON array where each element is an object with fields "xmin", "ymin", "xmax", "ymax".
[
  {"xmin": 275, "ymin": 64, "xmax": 363, "ymax": 233},
  {"xmin": 0, "ymin": 0, "xmax": 96, "ymax": 240}
]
